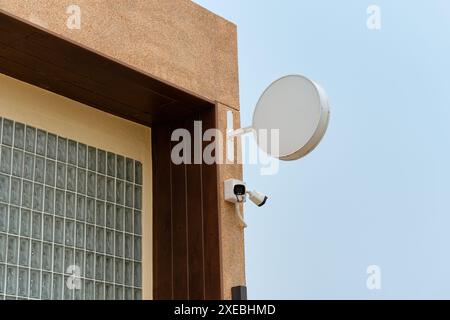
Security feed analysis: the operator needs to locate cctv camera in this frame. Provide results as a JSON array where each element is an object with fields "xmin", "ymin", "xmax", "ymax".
[
  {"xmin": 233, "ymin": 184, "xmax": 246, "ymax": 202},
  {"xmin": 247, "ymin": 190, "xmax": 268, "ymax": 207},
  {"xmin": 224, "ymin": 179, "xmax": 268, "ymax": 228},
  {"xmin": 225, "ymin": 179, "xmax": 247, "ymax": 203}
]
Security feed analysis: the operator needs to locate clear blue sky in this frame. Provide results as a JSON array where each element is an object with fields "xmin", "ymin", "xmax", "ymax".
[{"xmin": 194, "ymin": 0, "xmax": 450, "ymax": 299}]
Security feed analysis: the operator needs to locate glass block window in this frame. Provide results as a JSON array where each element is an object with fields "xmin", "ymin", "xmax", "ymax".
[{"xmin": 0, "ymin": 117, "xmax": 143, "ymax": 300}]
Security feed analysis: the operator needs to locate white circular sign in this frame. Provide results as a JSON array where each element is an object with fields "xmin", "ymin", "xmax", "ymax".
[{"xmin": 252, "ymin": 75, "xmax": 330, "ymax": 161}]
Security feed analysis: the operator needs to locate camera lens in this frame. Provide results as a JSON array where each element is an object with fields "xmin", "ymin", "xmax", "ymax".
[{"xmin": 233, "ymin": 184, "xmax": 246, "ymax": 196}]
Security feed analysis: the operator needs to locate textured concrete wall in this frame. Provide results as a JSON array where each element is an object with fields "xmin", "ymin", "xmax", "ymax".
[
  {"xmin": 0, "ymin": 0, "xmax": 245, "ymax": 299},
  {"xmin": 216, "ymin": 103, "xmax": 246, "ymax": 300}
]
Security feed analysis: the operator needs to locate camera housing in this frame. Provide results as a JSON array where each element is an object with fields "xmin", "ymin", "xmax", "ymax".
[
  {"xmin": 224, "ymin": 179, "xmax": 268, "ymax": 207},
  {"xmin": 224, "ymin": 179, "xmax": 268, "ymax": 228},
  {"xmin": 224, "ymin": 179, "xmax": 247, "ymax": 203},
  {"xmin": 248, "ymin": 190, "xmax": 268, "ymax": 207}
]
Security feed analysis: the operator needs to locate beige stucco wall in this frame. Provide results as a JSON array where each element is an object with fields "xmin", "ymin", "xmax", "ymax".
[
  {"xmin": 217, "ymin": 103, "xmax": 246, "ymax": 300},
  {"xmin": 0, "ymin": 73, "xmax": 153, "ymax": 299},
  {"xmin": 0, "ymin": 0, "xmax": 245, "ymax": 299}
]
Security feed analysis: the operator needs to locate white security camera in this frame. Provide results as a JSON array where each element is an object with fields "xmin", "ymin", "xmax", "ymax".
[
  {"xmin": 224, "ymin": 179, "xmax": 268, "ymax": 228},
  {"xmin": 247, "ymin": 190, "xmax": 268, "ymax": 207}
]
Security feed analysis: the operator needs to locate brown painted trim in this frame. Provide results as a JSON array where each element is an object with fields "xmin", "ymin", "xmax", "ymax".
[
  {"xmin": 171, "ymin": 122, "xmax": 190, "ymax": 299},
  {"xmin": 186, "ymin": 118, "xmax": 206, "ymax": 300},
  {"xmin": 152, "ymin": 106, "xmax": 223, "ymax": 300},
  {"xmin": 152, "ymin": 125, "xmax": 174, "ymax": 299},
  {"xmin": 203, "ymin": 106, "xmax": 224, "ymax": 300}
]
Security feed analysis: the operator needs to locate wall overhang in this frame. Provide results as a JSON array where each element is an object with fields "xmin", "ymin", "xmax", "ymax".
[
  {"xmin": 0, "ymin": 0, "xmax": 239, "ymax": 110},
  {"xmin": 0, "ymin": 9, "xmax": 213, "ymax": 126}
]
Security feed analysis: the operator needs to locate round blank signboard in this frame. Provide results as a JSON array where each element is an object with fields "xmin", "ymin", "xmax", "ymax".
[{"xmin": 252, "ymin": 75, "xmax": 330, "ymax": 161}]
